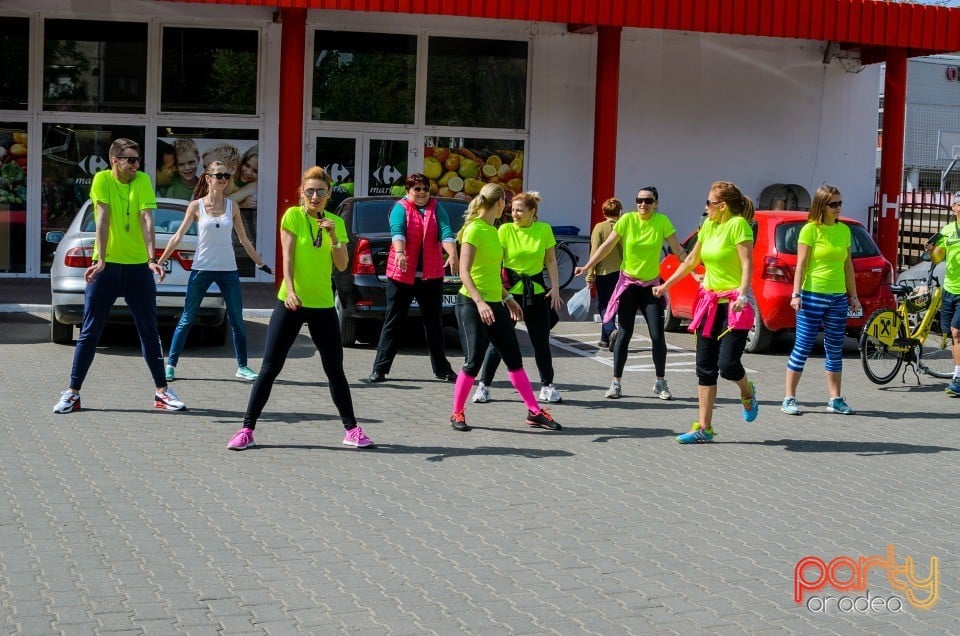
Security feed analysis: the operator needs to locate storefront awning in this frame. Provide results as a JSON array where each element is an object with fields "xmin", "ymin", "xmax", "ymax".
[{"xmin": 164, "ymin": 0, "xmax": 960, "ymax": 59}]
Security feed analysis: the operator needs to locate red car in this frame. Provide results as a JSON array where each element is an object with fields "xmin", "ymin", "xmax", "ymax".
[{"xmin": 658, "ymin": 210, "xmax": 894, "ymax": 353}]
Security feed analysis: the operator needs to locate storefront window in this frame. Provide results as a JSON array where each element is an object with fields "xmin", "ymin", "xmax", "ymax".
[
  {"xmin": 156, "ymin": 127, "xmax": 260, "ymax": 276},
  {"xmin": 426, "ymin": 38, "xmax": 527, "ymax": 130},
  {"xmin": 43, "ymin": 20, "xmax": 148, "ymax": 113},
  {"xmin": 161, "ymin": 27, "xmax": 258, "ymax": 115},
  {"xmin": 0, "ymin": 124, "xmax": 28, "ymax": 273},
  {"xmin": 311, "ymin": 32, "xmax": 416, "ymax": 124},
  {"xmin": 0, "ymin": 18, "xmax": 30, "ymax": 111},
  {"xmin": 40, "ymin": 123, "xmax": 144, "ymax": 273},
  {"xmin": 423, "ymin": 137, "xmax": 524, "ymax": 204},
  {"xmin": 315, "ymin": 137, "xmax": 357, "ymax": 212}
]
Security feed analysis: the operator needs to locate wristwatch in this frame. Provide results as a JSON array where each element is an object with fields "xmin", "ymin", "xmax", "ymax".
[
  {"xmin": 148, "ymin": 258, "xmax": 158, "ymax": 265},
  {"xmin": 791, "ymin": 293, "xmax": 801, "ymax": 298}
]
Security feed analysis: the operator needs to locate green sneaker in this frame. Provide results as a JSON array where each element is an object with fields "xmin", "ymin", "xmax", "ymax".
[
  {"xmin": 235, "ymin": 366, "xmax": 259, "ymax": 381},
  {"xmin": 164, "ymin": 364, "xmax": 176, "ymax": 382}
]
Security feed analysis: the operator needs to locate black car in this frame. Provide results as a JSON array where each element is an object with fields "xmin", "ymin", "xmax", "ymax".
[{"xmin": 332, "ymin": 196, "xmax": 468, "ymax": 346}]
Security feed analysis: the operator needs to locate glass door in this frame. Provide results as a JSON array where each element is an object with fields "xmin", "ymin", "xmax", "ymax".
[{"xmin": 312, "ymin": 133, "xmax": 415, "ymax": 212}]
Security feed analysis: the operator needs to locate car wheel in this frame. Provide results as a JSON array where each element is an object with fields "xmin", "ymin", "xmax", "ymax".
[
  {"xmin": 335, "ymin": 294, "xmax": 357, "ymax": 346},
  {"xmin": 663, "ymin": 294, "xmax": 682, "ymax": 332},
  {"xmin": 50, "ymin": 308, "xmax": 73, "ymax": 344},
  {"xmin": 744, "ymin": 300, "xmax": 774, "ymax": 354},
  {"xmin": 204, "ymin": 319, "xmax": 228, "ymax": 346}
]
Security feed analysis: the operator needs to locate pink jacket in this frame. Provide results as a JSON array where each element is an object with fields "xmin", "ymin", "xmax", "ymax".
[{"xmin": 385, "ymin": 198, "xmax": 446, "ymax": 283}]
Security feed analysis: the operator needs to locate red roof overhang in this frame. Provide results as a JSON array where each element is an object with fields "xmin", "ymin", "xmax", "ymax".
[{"xmin": 163, "ymin": 0, "xmax": 960, "ymax": 60}]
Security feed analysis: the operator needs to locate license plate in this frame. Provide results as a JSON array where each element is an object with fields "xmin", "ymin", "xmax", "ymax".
[
  {"xmin": 443, "ymin": 294, "xmax": 458, "ymax": 307},
  {"xmin": 847, "ymin": 307, "xmax": 863, "ymax": 318}
]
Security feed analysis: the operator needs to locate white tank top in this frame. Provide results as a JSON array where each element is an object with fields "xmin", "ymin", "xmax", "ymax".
[{"xmin": 193, "ymin": 198, "xmax": 238, "ymax": 271}]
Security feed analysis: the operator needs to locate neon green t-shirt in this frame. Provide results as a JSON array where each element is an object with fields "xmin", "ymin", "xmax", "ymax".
[
  {"xmin": 613, "ymin": 212, "xmax": 676, "ymax": 281},
  {"xmin": 277, "ymin": 206, "xmax": 348, "ymax": 309},
  {"xmin": 88, "ymin": 170, "xmax": 157, "ymax": 263},
  {"xmin": 798, "ymin": 221, "xmax": 851, "ymax": 294},
  {"xmin": 936, "ymin": 220, "xmax": 960, "ymax": 295},
  {"xmin": 698, "ymin": 215, "xmax": 753, "ymax": 292},
  {"xmin": 458, "ymin": 219, "xmax": 503, "ymax": 302},
  {"xmin": 498, "ymin": 221, "xmax": 556, "ymax": 295}
]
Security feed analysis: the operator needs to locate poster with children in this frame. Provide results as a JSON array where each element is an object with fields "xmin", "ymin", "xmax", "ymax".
[{"xmin": 156, "ymin": 137, "xmax": 259, "ymax": 275}]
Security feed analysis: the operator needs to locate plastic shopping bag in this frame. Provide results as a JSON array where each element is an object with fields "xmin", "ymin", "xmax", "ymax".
[{"xmin": 566, "ymin": 285, "xmax": 591, "ymax": 321}]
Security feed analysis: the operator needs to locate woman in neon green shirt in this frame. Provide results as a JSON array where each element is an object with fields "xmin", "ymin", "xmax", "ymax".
[
  {"xmin": 782, "ymin": 185, "xmax": 860, "ymax": 416},
  {"xmin": 471, "ymin": 191, "xmax": 563, "ymax": 405},
  {"xmin": 227, "ymin": 166, "xmax": 374, "ymax": 451},
  {"xmin": 450, "ymin": 183, "xmax": 559, "ymax": 432},
  {"xmin": 654, "ymin": 181, "xmax": 759, "ymax": 443},
  {"xmin": 574, "ymin": 187, "xmax": 685, "ymax": 400}
]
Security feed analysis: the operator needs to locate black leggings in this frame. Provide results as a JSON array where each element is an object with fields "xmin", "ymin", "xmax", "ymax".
[
  {"xmin": 613, "ymin": 284, "xmax": 667, "ymax": 378},
  {"xmin": 456, "ymin": 296, "xmax": 524, "ymax": 377},
  {"xmin": 479, "ymin": 293, "xmax": 553, "ymax": 385},
  {"xmin": 243, "ymin": 302, "xmax": 356, "ymax": 429},
  {"xmin": 695, "ymin": 309, "xmax": 748, "ymax": 387}
]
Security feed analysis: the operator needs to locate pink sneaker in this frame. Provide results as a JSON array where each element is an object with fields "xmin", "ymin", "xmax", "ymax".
[
  {"xmin": 227, "ymin": 427, "xmax": 255, "ymax": 451},
  {"xmin": 342, "ymin": 426, "xmax": 374, "ymax": 448}
]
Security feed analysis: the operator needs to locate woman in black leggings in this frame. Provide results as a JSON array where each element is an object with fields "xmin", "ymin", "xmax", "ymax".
[{"xmin": 227, "ymin": 166, "xmax": 373, "ymax": 450}]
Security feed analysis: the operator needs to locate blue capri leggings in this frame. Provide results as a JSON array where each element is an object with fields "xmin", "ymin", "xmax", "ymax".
[{"xmin": 787, "ymin": 290, "xmax": 849, "ymax": 374}]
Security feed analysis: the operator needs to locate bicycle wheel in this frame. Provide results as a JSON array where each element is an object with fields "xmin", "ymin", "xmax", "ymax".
[
  {"xmin": 920, "ymin": 314, "xmax": 954, "ymax": 379},
  {"xmin": 545, "ymin": 243, "xmax": 576, "ymax": 290},
  {"xmin": 859, "ymin": 308, "xmax": 904, "ymax": 385}
]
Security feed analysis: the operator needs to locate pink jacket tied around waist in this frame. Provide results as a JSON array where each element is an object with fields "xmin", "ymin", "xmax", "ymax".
[
  {"xmin": 687, "ymin": 288, "xmax": 754, "ymax": 336},
  {"xmin": 603, "ymin": 271, "xmax": 660, "ymax": 324}
]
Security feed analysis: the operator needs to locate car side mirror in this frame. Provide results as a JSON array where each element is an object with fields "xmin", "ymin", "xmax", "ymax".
[{"xmin": 45, "ymin": 231, "xmax": 64, "ymax": 244}]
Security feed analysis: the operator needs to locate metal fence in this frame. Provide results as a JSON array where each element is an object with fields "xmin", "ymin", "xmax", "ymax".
[{"xmin": 868, "ymin": 189, "xmax": 954, "ymax": 271}]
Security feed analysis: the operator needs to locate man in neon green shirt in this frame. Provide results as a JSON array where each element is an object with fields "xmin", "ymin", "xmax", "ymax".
[
  {"xmin": 929, "ymin": 191, "xmax": 960, "ymax": 396},
  {"xmin": 53, "ymin": 138, "xmax": 186, "ymax": 415}
]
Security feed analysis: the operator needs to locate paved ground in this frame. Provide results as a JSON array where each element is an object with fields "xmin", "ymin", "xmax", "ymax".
[{"xmin": 0, "ymin": 300, "xmax": 957, "ymax": 634}]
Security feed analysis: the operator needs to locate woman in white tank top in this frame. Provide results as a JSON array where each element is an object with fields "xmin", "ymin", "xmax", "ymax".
[{"xmin": 157, "ymin": 160, "xmax": 271, "ymax": 382}]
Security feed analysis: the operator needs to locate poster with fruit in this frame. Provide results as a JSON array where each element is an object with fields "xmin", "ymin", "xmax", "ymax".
[
  {"xmin": 423, "ymin": 138, "xmax": 524, "ymax": 203},
  {"xmin": 0, "ymin": 126, "xmax": 28, "ymax": 272}
]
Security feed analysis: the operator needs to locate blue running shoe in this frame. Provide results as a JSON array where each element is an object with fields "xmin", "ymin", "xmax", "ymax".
[
  {"xmin": 781, "ymin": 397, "xmax": 800, "ymax": 415},
  {"xmin": 826, "ymin": 397, "xmax": 854, "ymax": 414},
  {"xmin": 946, "ymin": 378, "xmax": 960, "ymax": 397},
  {"xmin": 677, "ymin": 422, "xmax": 714, "ymax": 444},
  {"xmin": 742, "ymin": 381, "xmax": 758, "ymax": 422}
]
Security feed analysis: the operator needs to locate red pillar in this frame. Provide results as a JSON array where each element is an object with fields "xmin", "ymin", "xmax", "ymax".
[
  {"xmin": 877, "ymin": 49, "xmax": 907, "ymax": 270},
  {"xmin": 590, "ymin": 26, "xmax": 621, "ymax": 229},
  {"xmin": 274, "ymin": 8, "xmax": 307, "ymax": 290}
]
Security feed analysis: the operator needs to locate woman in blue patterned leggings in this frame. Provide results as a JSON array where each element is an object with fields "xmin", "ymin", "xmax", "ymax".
[{"xmin": 782, "ymin": 185, "xmax": 861, "ymax": 415}]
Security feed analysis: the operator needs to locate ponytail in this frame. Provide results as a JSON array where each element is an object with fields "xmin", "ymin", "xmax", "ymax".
[
  {"xmin": 457, "ymin": 183, "xmax": 505, "ymax": 242},
  {"xmin": 710, "ymin": 181, "xmax": 754, "ymax": 224}
]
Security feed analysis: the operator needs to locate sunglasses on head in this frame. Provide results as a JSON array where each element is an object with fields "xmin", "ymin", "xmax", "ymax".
[
  {"xmin": 826, "ymin": 200, "xmax": 843, "ymax": 209},
  {"xmin": 304, "ymin": 188, "xmax": 329, "ymax": 199},
  {"xmin": 116, "ymin": 156, "xmax": 140, "ymax": 164},
  {"xmin": 636, "ymin": 197, "xmax": 656, "ymax": 205},
  {"xmin": 410, "ymin": 186, "xmax": 430, "ymax": 193},
  {"xmin": 208, "ymin": 172, "xmax": 231, "ymax": 180}
]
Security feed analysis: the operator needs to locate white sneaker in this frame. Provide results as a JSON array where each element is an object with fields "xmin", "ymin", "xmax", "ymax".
[
  {"xmin": 472, "ymin": 382, "xmax": 491, "ymax": 403},
  {"xmin": 53, "ymin": 390, "xmax": 81, "ymax": 414},
  {"xmin": 604, "ymin": 381, "xmax": 622, "ymax": 399},
  {"xmin": 538, "ymin": 384, "xmax": 562, "ymax": 403},
  {"xmin": 653, "ymin": 379, "xmax": 672, "ymax": 400},
  {"xmin": 155, "ymin": 389, "xmax": 186, "ymax": 411}
]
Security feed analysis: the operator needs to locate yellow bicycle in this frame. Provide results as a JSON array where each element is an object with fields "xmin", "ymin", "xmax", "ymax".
[{"xmin": 859, "ymin": 258, "xmax": 953, "ymax": 384}]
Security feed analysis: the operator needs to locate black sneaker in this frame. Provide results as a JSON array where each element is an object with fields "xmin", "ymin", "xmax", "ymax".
[
  {"xmin": 450, "ymin": 411, "xmax": 470, "ymax": 431},
  {"xmin": 526, "ymin": 409, "xmax": 561, "ymax": 431},
  {"xmin": 364, "ymin": 371, "xmax": 386, "ymax": 383},
  {"xmin": 607, "ymin": 330, "xmax": 618, "ymax": 352},
  {"xmin": 435, "ymin": 370, "xmax": 458, "ymax": 382}
]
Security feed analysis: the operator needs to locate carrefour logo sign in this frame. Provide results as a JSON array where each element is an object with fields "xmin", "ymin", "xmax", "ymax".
[{"xmin": 945, "ymin": 66, "xmax": 960, "ymax": 81}]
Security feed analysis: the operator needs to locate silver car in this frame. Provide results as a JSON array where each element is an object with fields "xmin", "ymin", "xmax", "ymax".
[{"xmin": 47, "ymin": 197, "xmax": 226, "ymax": 344}]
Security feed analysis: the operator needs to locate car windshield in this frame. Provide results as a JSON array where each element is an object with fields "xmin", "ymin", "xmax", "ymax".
[
  {"xmin": 350, "ymin": 199, "xmax": 468, "ymax": 235},
  {"xmin": 80, "ymin": 204, "xmax": 196, "ymax": 236},
  {"xmin": 775, "ymin": 221, "xmax": 880, "ymax": 258}
]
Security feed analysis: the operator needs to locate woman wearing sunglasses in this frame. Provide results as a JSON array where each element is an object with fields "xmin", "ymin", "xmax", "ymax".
[
  {"xmin": 653, "ymin": 181, "xmax": 759, "ymax": 444},
  {"xmin": 574, "ymin": 186, "xmax": 685, "ymax": 401},
  {"xmin": 781, "ymin": 185, "xmax": 860, "ymax": 416},
  {"xmin": 227, "ymin": 166, "xmax": 374, "ymax": 450},
  {"xmin": 365, "ymin": 173, "xmax": 460, "ymax": 384},
  {"xmin": 158, "ymin": 161, "xmax": 269, "ymax": 383},
  {"xmin": 450, "ymin": 183, "xmax": 560, "ymax": 432}
]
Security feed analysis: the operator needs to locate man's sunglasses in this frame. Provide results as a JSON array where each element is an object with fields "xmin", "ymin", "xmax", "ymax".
[{"xmin": 116, "ymin": 156, "xmax": 140, "ymax": 164}]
